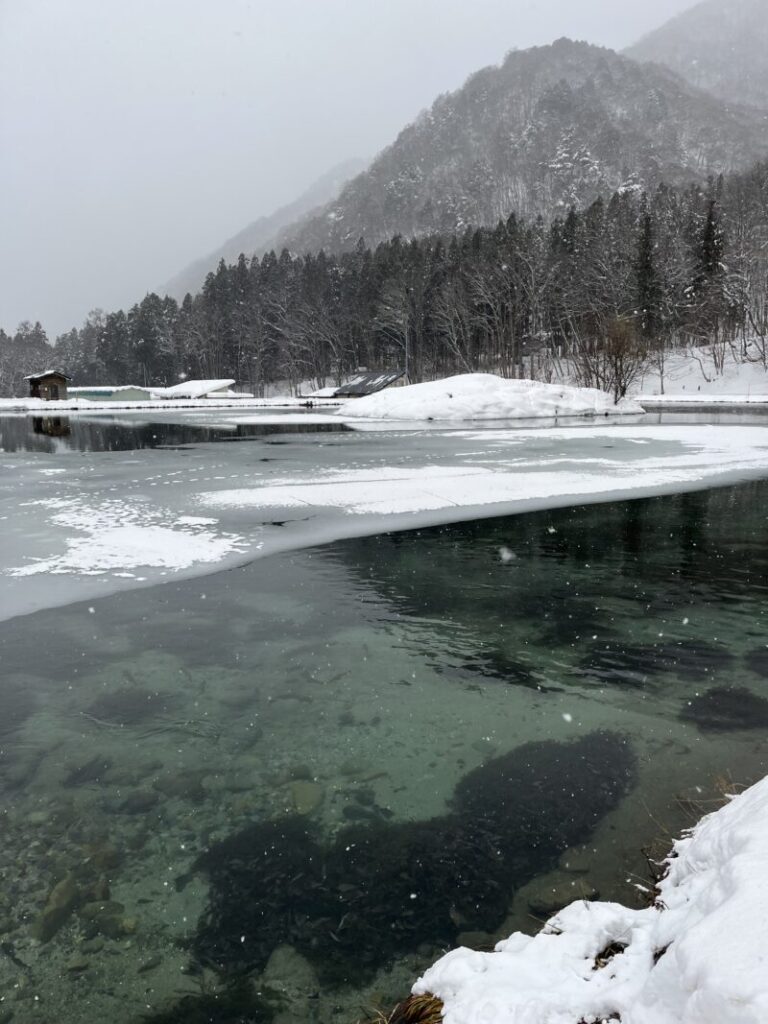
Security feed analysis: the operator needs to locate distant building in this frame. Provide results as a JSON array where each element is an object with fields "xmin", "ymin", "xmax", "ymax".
[
  {"xmin": 68, "ymin": 386, "xmax": 152, "ymax": 402},
  {"xmin": 25, "ymin": 371, "xmax": 72, "ymax": 401}
]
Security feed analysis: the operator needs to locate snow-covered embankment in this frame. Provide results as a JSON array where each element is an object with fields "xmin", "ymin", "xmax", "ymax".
[{"xmin": 412, "ymin": 776, "xmax": 768, "ymax": 1023}]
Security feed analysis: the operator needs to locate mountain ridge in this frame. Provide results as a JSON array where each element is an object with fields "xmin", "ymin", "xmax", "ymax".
[
  {"xmin": 626, "ymin": 0, "xmax": 768, "ymax": 110},
  {"xmin": 270, "ymin": 37, "xmax": 768, "ymax": 258}
]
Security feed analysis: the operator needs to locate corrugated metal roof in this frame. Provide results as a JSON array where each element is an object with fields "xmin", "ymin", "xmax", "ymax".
[{"xmin": 333, "ymin": 370, "xmax": 404, "ymax": 397}]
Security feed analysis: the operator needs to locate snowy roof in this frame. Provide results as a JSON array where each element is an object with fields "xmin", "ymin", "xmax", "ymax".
[
  {"xmin": 152, "ymin": 379, "xmax": 238, "ymax": 399},
  {"xmin": 24, "ymin": 370, "xmax": 72, "ymax": 381},
  {"xmin": 305, "ymin": 385, "xmax": 343, "ymax": 398}
]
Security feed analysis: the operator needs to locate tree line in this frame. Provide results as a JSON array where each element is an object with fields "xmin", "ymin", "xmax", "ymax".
[{"xmin": 3, "ymin": 160, "xmax": 768, "ymax": 400}]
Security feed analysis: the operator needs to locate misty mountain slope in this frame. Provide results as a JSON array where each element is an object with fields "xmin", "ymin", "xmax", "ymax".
[
  {"xmin": 626, "ymin": 0, "xmax": 768, "ymax": 110},
  {"xmin": 162, "ymin": 157, "xmax": 366, "ymax": 299},
  {"xmin": 276, "ymin": 38, "xmax": 768, "ymax": 256}
]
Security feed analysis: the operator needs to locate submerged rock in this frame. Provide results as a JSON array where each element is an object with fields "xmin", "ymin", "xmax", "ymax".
[
  {"xmin": 262, "ymin": 944, "xmax": 319, "ymax": 1016},
  {"xmin": 78, "ymin": 899, "xmax": 133, "ymax": 938},
  {"xmin": 680, "ymin": 686, "xmax": 768, "ymax": 732},
  {"xmin": 288, "ymin": 780, "xmax": 323, "ymax": 816},
  {"xmin": 153, "ymin": 771, "xmax": 207, "ymax": 802},
  {"xmin": 516, "ymin": 871, "xmax": 599, "ymax": 917},
  {"xmin": 86, "ymin": 686, "xmax": 178, "ymax": 726},
  {"xmin": 31, "ymin": 873, "xmax": 80, "ymax": 942},
  {"xmin": 66, "ymin": 956, "xmax": 90, "ymax": 973},
  {"xmin": 63, "ymin": 755, "xmax": 113, "ymax": 788},
  {"xmin": 118, "ymin": 790, "xmax": 159, "ymax": 815}
]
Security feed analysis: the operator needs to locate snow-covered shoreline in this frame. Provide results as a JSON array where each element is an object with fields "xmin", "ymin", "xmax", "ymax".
[
  {"xmin": 413, "ymin": 775, "xmax": 768, "ymax": 1023},
  {"xmin": 0, "ymin": 374, "xmax": 642, "ymax": 420}
]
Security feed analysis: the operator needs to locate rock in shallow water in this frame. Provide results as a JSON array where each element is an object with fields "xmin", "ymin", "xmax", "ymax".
[
  {"xmin": 288, "ymin": 780, "xmax": 323, "ymax": 815},
  {"xmin": 31, "ymin": 873, "xmax": 80, "ymax": 942},
  {"xmin": 516, "ymin": 871, "xmax": 599, "ymax": 917}
]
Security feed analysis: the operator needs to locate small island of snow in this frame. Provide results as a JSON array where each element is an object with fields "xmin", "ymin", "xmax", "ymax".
[{"xmin": 338, "ymin": 374, "xmax": 643, "ymax": 422}]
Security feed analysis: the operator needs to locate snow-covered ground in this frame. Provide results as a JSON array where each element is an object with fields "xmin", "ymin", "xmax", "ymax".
[
  {"xmin": 641, "ymin": 393, "xmax": 768, "ymax": 406},
  {"xmin": 416, "ymin": 775, "xmax": 768, "ymax": 1023},
  {"xmin": 635, "ymin": 344, "xmax": 768, "ymax": 405},
  {"xmin": 340, "ymin": 374, "xmax": 642, "ymax": 421}
]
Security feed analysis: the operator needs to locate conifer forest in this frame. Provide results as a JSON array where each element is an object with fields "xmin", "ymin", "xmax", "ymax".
[{"xmin": 4, "ymin": 163, "xmax": 768, "ymax": 401}]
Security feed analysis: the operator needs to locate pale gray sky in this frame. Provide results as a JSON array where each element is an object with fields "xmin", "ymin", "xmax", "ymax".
[{"xmin": 0, "ymin": 0, "xmax": 694, "ymax": 337}]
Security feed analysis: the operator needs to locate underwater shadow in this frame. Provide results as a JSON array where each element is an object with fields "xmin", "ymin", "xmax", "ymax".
[{"xmin": 190, "ymin": 730, "xmax": 636, "ymax": 987}]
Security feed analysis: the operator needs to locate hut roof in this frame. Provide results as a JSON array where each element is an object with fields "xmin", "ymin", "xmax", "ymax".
[{"xmin": 24, "ymin": 370, "xmax": 72, "ymax": 382}]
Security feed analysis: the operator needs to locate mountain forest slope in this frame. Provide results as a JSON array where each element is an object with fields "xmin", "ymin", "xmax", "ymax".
[
  {"xmin": 626, "ymin": 0, "xmax": 768, "ymax": 111},
  {"xmin": 273, "ymin": 38, "xmax": 768, "ymax": 256}
]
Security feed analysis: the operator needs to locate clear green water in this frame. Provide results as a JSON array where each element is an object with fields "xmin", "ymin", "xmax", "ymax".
[{"xmin": 1, "ymin": 481, "xmax": 768, "ymax": 1023}]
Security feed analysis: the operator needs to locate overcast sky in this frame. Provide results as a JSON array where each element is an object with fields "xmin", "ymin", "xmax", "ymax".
[{"xmin": 0, "ymin": 0, "xmax": 695, "ymax": 337}]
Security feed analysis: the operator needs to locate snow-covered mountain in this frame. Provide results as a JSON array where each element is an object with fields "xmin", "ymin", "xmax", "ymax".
[
  {"xmin": 161, "ymin": 157, "xmax": 366, "ymax": 299},
  {"xmin": 273, "ymin": 38, "xmax": 768, "ymax": 256},
  {"xmin": 626, "ymin": 0, "xmax": 768, "ymax": 110}
]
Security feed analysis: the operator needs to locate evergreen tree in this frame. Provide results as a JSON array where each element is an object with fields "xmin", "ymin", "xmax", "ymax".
[{"xmin": 636, "ymin": 212, "xmax": 661, "ymax": 340}]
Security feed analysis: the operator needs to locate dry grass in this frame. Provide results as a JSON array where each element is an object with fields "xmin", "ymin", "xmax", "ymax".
[{"xmin": 362, "ymin": 993, "xmax": 444, "ymax": 1024}]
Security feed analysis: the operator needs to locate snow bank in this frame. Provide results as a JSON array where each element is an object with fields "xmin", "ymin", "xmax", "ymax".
[
  {"xmin": 415, "ymin": 775, "xmax": 768, "ymax": 1023},
  {"xmin": 339, "ymin": 374, "xmax": 642, "ymax": 421}
]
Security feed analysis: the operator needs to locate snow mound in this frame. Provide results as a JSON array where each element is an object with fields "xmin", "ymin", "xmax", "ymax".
[
  {"xmin": 415, "ymin": 775, "xmax": 768, "ymax": 1023},
  {"xmin": 339, "ymin": 374, "xmax": 642, "ymax": 421}
]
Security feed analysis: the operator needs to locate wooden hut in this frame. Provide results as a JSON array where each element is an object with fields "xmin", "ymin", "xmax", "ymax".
[{"xmin": 25, "ymin": 371, "xmax": 71, "ymax": 401}]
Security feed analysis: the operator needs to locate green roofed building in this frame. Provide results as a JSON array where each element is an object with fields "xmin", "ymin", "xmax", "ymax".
[{"xmin": 68, "ymin": 386, "xmax": 152, "ymax": 402}]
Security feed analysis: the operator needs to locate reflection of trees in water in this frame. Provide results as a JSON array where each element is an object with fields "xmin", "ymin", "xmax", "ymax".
[
  {"xmin": 0, "ymin": 416, "xmax": 350, "ymax": 452},
  {"xmin": 322, "ymin": 483, "xmax": 768, "ymax": 684}
]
